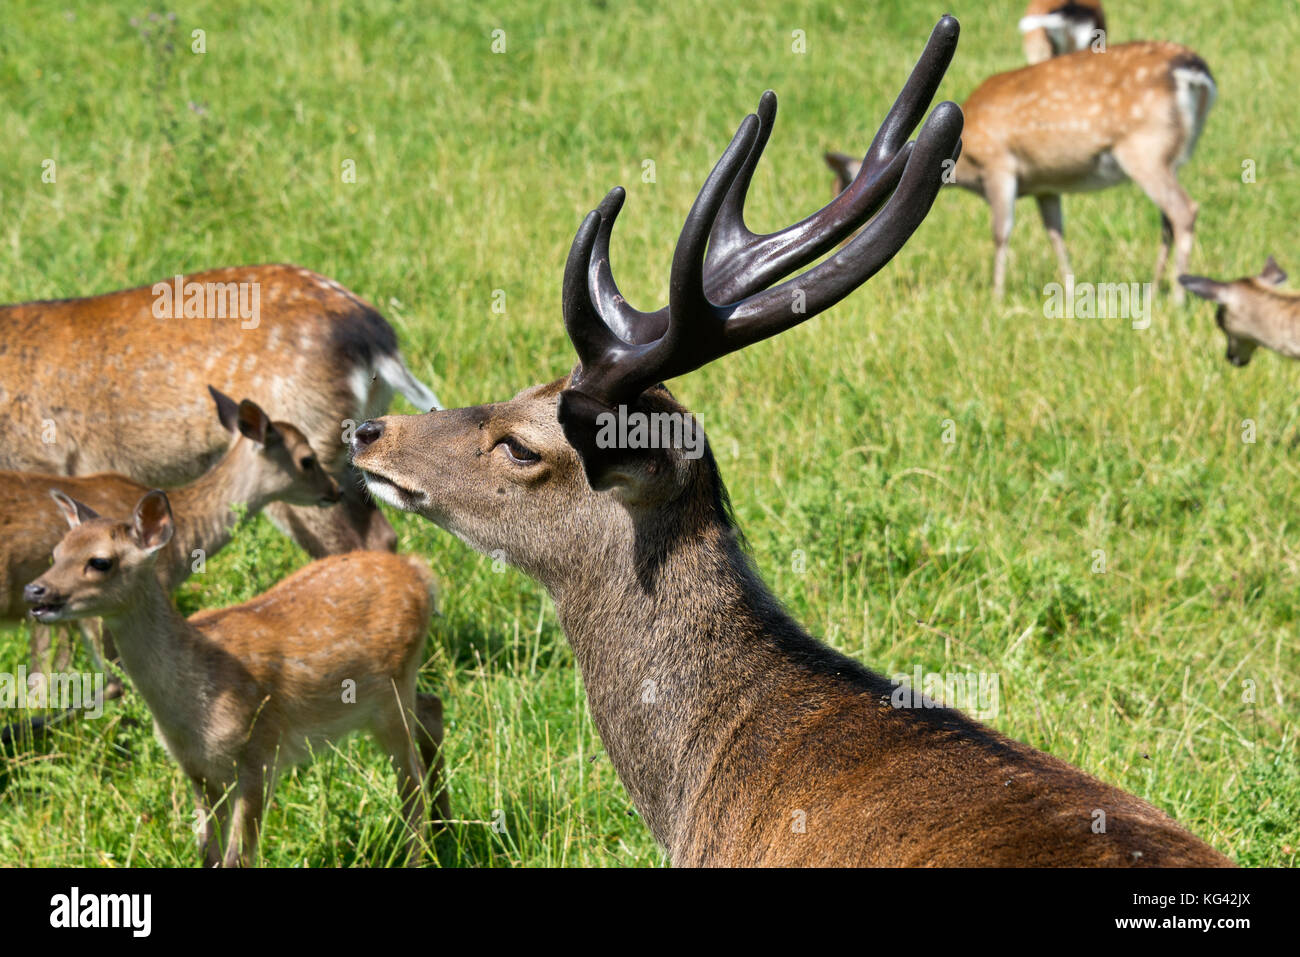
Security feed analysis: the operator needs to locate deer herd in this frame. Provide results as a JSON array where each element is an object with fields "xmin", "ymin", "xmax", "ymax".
[{"xmin": 3, "ymin": 3, "xmax": 1284, "ymax": 867}]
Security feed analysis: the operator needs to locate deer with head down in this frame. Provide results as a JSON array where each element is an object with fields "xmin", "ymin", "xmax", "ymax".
[
  {"xmin": 0, "ymin": 264, "xmax": 439, "ymax": 558},
  {"xmin": 350, "ymin": 17, "xmax": 1231, "ymax": 867},
  {"xmin": 826, "ymin": 41, "xmax": 1216, "ymax": 302},
  {"xmin": 1180, "ymin": 258, "xmax": 1298, "ymax": 366},
  {"xmin": 24, "ymin": 491, "xmax": 447, "ymax": 868}
]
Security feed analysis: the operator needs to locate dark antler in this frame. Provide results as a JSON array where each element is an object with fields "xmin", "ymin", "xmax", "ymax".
[{"xmin": 563, "ymin": 15, "xmax": 964, "ymax": 408}]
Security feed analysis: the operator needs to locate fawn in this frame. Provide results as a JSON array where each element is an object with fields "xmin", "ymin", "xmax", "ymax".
[
  {"xmin": 25, "ymin": 490, "xmax": 447, "ymax": 867},
  {"xmin": 2, "ymin": 387, "xmax": 339, "ymax": 686},
  {"xmin": 0, "ymin": 264, "xmax": 440, "ymax": 557}
]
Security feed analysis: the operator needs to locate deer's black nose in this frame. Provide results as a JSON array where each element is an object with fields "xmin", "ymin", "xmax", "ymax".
[
  {"xmin": 23, "ymin": 582, "xmax": 47, "ymax": 603},
  {"xmin": 353, "ymin": 420, "xmax": 384, "ymax": 450}
]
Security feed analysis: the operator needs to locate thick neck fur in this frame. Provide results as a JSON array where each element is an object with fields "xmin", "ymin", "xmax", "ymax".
[
  {"xmin": 548, "ymin": 456, "xmax": 874, "ymax": 853},
  {"xmin": 160, "ymin": 439, "xmax": 271, "ymax": 588}
]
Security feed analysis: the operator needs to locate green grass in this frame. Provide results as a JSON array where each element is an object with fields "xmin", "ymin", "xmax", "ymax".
[{"xmin": 1, "ymin": 0, "xmax": 1297, "ymax": 867}]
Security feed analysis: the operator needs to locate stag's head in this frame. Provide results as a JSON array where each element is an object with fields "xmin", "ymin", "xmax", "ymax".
[{"xmin": 351, "ymin": 18, "xmax": 963, "ymax": 593}]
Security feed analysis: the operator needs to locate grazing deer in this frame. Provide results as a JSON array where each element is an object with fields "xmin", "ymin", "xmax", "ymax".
[
  {"xmin": 351, "ymin": 17, "xmax": 1230, "ymax": 866},
  {"xmin": 825, "ymin": 42, "xmax": 1216, "ymax": 302},
  {"xmin": 3, "ymin": 387, "xmax": 339, "ymax": 684},
  {"xmin": 25, "ymin": 491, "xmax": 447, "ymax": 867},
  {"xmin": 1180, "ymin": 258, "xmax": 1299, "ymax": 366},
  {"xmin": 1019, "ymin": 0, "xmax": 1106, "ymax": 64},
  {"xmin": 0, "ymin": 264, "xmax": 440, "ymax": 558}
]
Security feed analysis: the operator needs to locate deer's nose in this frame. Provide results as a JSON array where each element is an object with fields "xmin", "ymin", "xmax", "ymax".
[
  {"xmin": 352, "ymin": 420, "xmax": 384, "ymax": 450},
  {"xmin": 23, "ymin": 582, "xmax": 47, "ymax": 603}
]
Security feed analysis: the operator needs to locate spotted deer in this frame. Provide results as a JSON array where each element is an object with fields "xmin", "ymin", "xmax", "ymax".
[
  {"xmin": 350, "ymin": 18, "xmax": 1231, "ymax": 866},
  {"xmin": 25, "ymin": 491, "xmax": 447, "ymax": 867},
  {"xmin": 826, "ymin": 42, "xmax": 1216, "ymax": 302},
  {"xmin": 0, "ymin": 264, "xmax": 439, "ymax": 558},
  {"xmin": 1180, "ymin": 258, "xmax": 1300, "ymax": 366},
  {"xmin": 3, "ymin": 388, "xmax": 339, "ymax": 688},
  {"xmin": 1019, "ymin": 0, "xmax": 1106, "ymax": 63}
]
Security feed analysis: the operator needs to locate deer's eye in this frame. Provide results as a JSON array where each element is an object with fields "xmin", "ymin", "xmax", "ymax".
[
  {"xmin": 299, "ymin": 456, "xmax": 316, "ymax": 470},
  {"xmin": 87, "ymin": 557, "xmax": 113, "ymax": 573},
  {"xmin": 499, "ymin": 438, "xmax": 540, "ymax": 465}
]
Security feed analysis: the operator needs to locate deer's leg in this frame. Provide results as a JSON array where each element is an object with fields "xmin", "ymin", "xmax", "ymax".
[
  {"xmin": 51, "ymin": 625, "xmax": 73, "ymax": 674},
  {"xmin": 1114, "ymin": 147, "xmax": 1198, "ymax": 304},
  {"xmin": 1036, "ymin": 193, "xmax": 1072, "ymax": 282},
  {"xmin": 1153, "ymin": 213, "xmax": 1174, "ymax": 286},
  {"xmin": 192, "ymin": 779, "xmax": 223, "ymax": 868},
  {"xmin": 90, "ymin": 621, "xmax": 125, "ymax": 701},
  {"xmin": 27, "ymin": 624, "xmax": 54, "ymax": 690},
  {"xmin": 74, "ymin": 619, "xmax": 107, "ymax": 676},
  {"xmin": 222, "ymin": 769, "xmax": 265, "ymax": 868},
  {"xmin": 374, "ymin": 709, "xmax": 429, "ymax": 866},
  {"xmin": 416, "ymin": 692, "xmax": 450, "ymax": 825},
  {"xmin": 986, "ymin": 172, "xmax": 1018, "ymax": 299},
  {"xmin": 70, "ymin": 620, "xmax": 124, "ymax": 703}
]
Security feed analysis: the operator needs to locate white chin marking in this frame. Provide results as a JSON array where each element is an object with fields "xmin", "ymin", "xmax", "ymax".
[{"xmin": 364, "ymin": 475, "xmax": 419, "ymax": 511}]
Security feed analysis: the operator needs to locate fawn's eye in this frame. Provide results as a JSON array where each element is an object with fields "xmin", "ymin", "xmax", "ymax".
[
  {"xmin": 499, "ymin": 437, "xmax": 540, "ymax": 466},
  {"xmin": 86, "ymin": 557, "xmax": 113, "ymax": 573},
  {"xmin": 299, "ymin": 456, "xmax": 316, "ymax": 470}
]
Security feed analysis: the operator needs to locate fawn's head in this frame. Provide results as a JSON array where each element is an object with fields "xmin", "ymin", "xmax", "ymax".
[
  {"xmin": 351, "ymin": 19, "xmax": 962, "ymax": 592},
  {"xmin": 208, "ymin": 386, "xmax": 340, "ymax": 507},
  {"xmin": 1180, "ymin": 257, "xmax": 1290, "ymax": 366},
  {"xmin": 25, "ymin": 490, "xmax": 175, "ymax": 623}
]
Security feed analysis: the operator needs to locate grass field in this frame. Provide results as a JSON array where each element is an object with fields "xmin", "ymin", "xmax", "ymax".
[{"xmin": 0, "ymin": 0, "xmax": 1297, "ymax": 867}]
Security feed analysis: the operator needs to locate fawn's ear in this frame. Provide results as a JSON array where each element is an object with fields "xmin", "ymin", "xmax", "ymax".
[
  {"xmin": 1178, "ymin": 275, "xmax": 1228, "ymax": 303},
  {"xmin": 236, "ymin": 399, "xmax": 282, "ymax": 447},
  {"xmin": 1260, "ymin": 256, "xmax": 1287, "ymax": 286},
  {"xmin": 823, "ymin": 151, "xmax": 859, "ymax": 194},
  {"xmin": 209, "ymin": 385, "xmax": 241, "ymax": 434},
  {"xmin": 131, "ymin": 491, "xmax": 174, "ymax": 553},
  {"xmin": 49, "ymin": 489, "xmax": 100, "ymax": 529}
]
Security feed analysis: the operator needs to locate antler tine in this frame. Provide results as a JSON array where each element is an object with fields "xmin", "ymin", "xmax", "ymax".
[
  {"xmin": 563, "ymin": 17, "xmax": 962, "ymax": 409},
  {"xmin": 562, "ymin": 206, "xmax": 619, "ymax": 375},
  {"xmin": 701, "ymin": 15, "xmax": 960, "ymax": 305},
  {"xmin": 722, "ymin": 99, "xmax": 963, "ymax": 348},
  {"xmin": 863, "ymin": 14, "xmax": 960, "ymax": 176},
  {"xmin": 662, "ymin": 112, "xmax": 762, "ymax": 362},
  {"xmin": 588, "ymin": 187, "xmax": 670, "ymax": 345},
  {"xmin": 570, "ymin": 112, "xmax": 761, "ymax": 403}
]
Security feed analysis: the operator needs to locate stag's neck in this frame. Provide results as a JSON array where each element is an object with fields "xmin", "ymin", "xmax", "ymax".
[
  {"xmin": 100, "ymin": 575, "xmax": 207, "ymax": 726},
  {"xmin": 161, "ymin": 441, "xmax": 268, "ymax": 587},
  {"xmin": 550, "ymin": 510, "xmax": 862, "ymax": 853}
]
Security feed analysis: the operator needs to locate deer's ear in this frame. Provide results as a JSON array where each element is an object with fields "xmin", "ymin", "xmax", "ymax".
[
  {"xmin": 209, "ymin": 385, "xmax": 240, "ymax": 434},
  {"xmin": 1260, "ymin": 256, "xmax": 1287, "ymax": 286},
  {"xmin": 131, "ymin": 491, "xmax": 174, "ymax": 553},
  {"xmin": 823, "ymin": 151, "xmax": 859, "ymax": 194},
  {"xmin": 1178, "ymin": 275, "xmax": 1228, "ymax": 303},
  {"xmin": 557, "ymin": 389, "xmax": 670, "ymax": 496},
  {"xmin": 49, "ymin": 489, "xmax": 100, "ymax": 529},
  {"xmin": 236, "ymin": 399, "xmax": 281, "ymax": 447}
]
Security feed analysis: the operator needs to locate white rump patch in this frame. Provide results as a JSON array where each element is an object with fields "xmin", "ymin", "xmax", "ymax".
[{"xmin": 1172, "ymin": 67, "xmax": 1217, "ymax": 166}]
